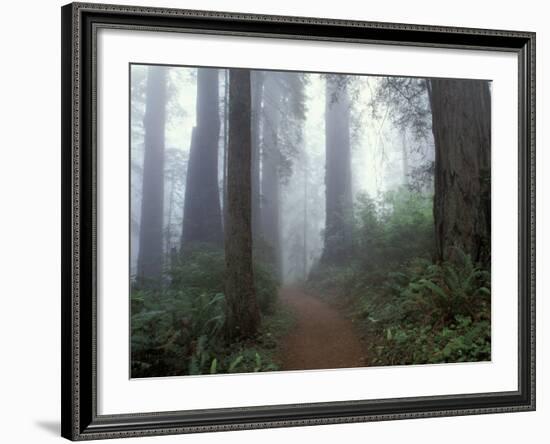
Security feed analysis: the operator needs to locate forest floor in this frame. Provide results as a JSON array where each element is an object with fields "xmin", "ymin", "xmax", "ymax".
[{"xmin": 278, "ymin": 286, "xmax": 367, "ymax": 371}]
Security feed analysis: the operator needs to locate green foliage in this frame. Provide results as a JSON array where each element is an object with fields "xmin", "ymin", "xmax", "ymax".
[
  {"xmin": 254, "ymin": 261, "xmax": 279, "ymax": 314},
  {"xmin": 131, "ymin": 246, "xmax": 285, "ymax": 377},
  {"xmin": 131, "ymin": 288, "xmax": 226, "ymax": 377},
  {"xmin": 309, "ymin": 187, "xmax": 490, "ymax": 367},
  {"xmin": 171, "ymin": 246, "xmax": 278, "ymax": 314},
  {"xmin": 198, "ymin": 303, "xmax": 294, "ymax": 376},
  {"xmin": 353, "ymin": 253, "xmax": 491, "ymax": 366},
  {"xmin": 308, "ymin": 263, "xmax": 358, "ymax": 297},
  {"xmin": 353, "ymin": 188, "xmax": 434, "ymax": 270},
  {"xmin": 309, "ymin": 187, "xmax": 434, "ymax": 296},
  {"xmin": 170, "ymin": 246, "xmax": 225, "ymax": 296}
]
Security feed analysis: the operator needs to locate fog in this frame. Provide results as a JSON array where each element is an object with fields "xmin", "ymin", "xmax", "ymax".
[{"xmin": 130, "ymin": 65, "xmax": 435, "ymax": 283}]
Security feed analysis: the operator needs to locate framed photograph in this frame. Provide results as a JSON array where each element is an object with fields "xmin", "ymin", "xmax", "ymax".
[{"xmin": 61, "ymin": 2, "xmax": 535, "ymax": 440}]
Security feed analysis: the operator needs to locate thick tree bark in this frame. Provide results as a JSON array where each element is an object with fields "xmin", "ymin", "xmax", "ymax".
[
  {"xmin": 181, "ymin": 68, "xmax": 223, "ymax": 248},
  {"xmin": 322, "ymin": 75, "xmax": 353, "ymax": 264},
  {"xmin": 224, "ymin": 69, "xmax": 260, "ymax": 340},
  {"xmin": 137, "ymin": 66, "xmax": 167, "ymax": 283},
  {"xmin": 428, "ymin": 78, "xmax": 491, "ymax": 267}
]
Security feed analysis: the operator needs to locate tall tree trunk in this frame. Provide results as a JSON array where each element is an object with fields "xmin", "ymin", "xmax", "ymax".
[
  {"xmin": 303, "ymin": 150, "xmax": 308, "ymax": 281},
  {"xmin": 401, "ymin": 128, "xmax": 409, "ymax": 186},
  {"xmin": 166, "ymin": 167, "xmax": 175, "ymax": 255},
  {"xmin": 137, "ymin": 66, "xmax": 167, "ymax": 283},
  {"xmin": 322, "ymin": 75, "xmax": 353, "ymax": 264},
  {"xmin": 251, "ymin": 71, "xmax": 264, "ymax": 243},
  {"xmin": 181, "ymin": 68, "xmax": 223, "ymax": 248},
  {"xmin": 261, "ymin": 74, "xmax": 282, "ymax": 276},
  {"xmin": 428, "ymin": 78, "xmax": 491, "ymax": 267},
  {"xmin": 224, "ymin": 69, "xmax": 260, "ymax": 340},
  {"xmin": 261, "ymin": 141, "xmax": 281, "ymax": 275},
  {"xmin": 223, "ymin": 69, "xmax": 229, "ymax": 229}
]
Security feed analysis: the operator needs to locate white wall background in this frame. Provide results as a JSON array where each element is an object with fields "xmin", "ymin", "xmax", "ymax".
[{"xmin": 0, "ymin": 0, "xmax": 545, "ymax": 443}]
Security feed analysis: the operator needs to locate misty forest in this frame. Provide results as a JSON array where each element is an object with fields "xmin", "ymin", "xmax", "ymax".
[{"xmin": 131, "ymin": 64, "xmax": 491, "ymax": 378}]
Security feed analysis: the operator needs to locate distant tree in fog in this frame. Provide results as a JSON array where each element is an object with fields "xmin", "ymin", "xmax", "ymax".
[
  {"xmin": 137, "ymin": 66, "xmax": 167, "ymax": 283},
  {"xmin": 321, "ymin": 74, "xmax": 353, "ymax": 264},
  {"xmin": 181, "ymin": 68, "xmax": 223, "ymax": 248}
]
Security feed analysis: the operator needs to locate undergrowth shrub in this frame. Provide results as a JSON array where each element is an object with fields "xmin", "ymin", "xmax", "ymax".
[
  {"xmin": 309, "ymin": 187, "xmax": 491, "ymax": 366},
  {"xmin": 171, "ymin": 247, "xmax": 279, "ymax": 314},
  {"xmin": 131, "ymin": 246, "xmax": 284, "ymax": 377},
  {"xmin": 354, "ymin": 251, "xmax": 491, "ymax": 365},
  {"xmin": 353, "ymin": 188, "xmax": 434, "ymax": 270},
  {"xmin": 309, "ymin": 188, "xmax": 434, "ymax": 298}
]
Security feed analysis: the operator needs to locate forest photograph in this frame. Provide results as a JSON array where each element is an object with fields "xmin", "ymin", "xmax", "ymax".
[{"xmin": 130, "ymin": 63, "xmax": 491, "ymax": 378}]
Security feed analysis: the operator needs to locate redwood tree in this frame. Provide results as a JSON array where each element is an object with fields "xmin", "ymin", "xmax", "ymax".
[
  {"xmin": 260, "ymin": 72, "xmax": 282, "ymax": 273},
  {"xmin": 224, "ymin": 69, "xmax": 260, "ymax": 340},
  {"xmin": 137, "ymin": 66, "xmax": 167, "ymax": 283},
  {"xmin": 258, "ymin": 71, "xmax": 306, "ymax": 275},
  {"xmin": 428, "ymin": 78, "xmax": 491, "ymax": 267},
  {"xmin": 181, "ymin": 68, "xmax": 223, "ymax": 248},
  {"xmin": 251, "ymin": 71, "xmax": 264, "ymax": 242},
  {"xmin": 322, "ymin": 74, "xmax": 353, "ymax": 264}
]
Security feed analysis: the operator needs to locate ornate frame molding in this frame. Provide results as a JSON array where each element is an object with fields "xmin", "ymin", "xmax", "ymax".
[{"xmin": 61, "ymin": 2, "xmax": 535, "ymax": 440}]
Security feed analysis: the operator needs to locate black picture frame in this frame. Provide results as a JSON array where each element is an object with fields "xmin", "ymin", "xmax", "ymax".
[{"xmin": 61, "ymin": 2, "xmax": 536, "ymax": 440}]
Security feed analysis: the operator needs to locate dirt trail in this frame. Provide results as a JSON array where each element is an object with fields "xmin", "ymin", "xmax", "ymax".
[{"xmin": 278, "ymin": 286, "xmax": 367, "ymax": 371}]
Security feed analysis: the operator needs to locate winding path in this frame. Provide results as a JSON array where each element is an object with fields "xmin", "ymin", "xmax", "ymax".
[{"xmin": 278, "ymin": 286, "xmax": 367, "ymax": 371}]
